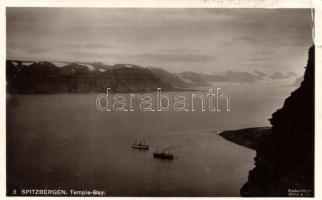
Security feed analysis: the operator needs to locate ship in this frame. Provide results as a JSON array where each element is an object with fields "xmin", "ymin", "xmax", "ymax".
[
  {"xmin": 132, "ymin": 139, "xmax": 149, "ymax": 150},
  {"xmin": 153, "ymin": 149, "xmax": 174, "ymax": 160}
]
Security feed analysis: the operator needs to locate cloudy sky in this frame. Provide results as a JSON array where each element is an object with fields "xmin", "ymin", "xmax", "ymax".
[{"xmin": 7, "ymin": 8, "xmax": 312, "ymax": 74}]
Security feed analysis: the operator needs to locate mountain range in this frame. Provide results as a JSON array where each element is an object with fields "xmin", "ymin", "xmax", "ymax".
[
  {"xmin": 6, "ymin": 60, "xmax": 300, "ymax": 94},
  {"xmin": 7, "ymin": 61, "xmax": 185, "ymax": 94}
]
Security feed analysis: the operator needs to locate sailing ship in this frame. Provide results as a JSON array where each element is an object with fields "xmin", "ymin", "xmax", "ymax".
[
  {"xmin": 132, "ymin": 139, "xmax": 149, "ymax": 150},
  {"xmin": 153, "ymin": 148, "xmax": 174, "ymax": 160}
]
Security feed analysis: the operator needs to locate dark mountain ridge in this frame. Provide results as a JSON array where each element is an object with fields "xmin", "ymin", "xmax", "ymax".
[{"xmin": 6, "ymin": 61, "xmax": 188, "ymax": 94}]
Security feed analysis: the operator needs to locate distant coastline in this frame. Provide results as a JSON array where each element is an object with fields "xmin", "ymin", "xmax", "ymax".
[{"xmin": 6, "ymin": 59, "xmax": 300, "ymax": 95}]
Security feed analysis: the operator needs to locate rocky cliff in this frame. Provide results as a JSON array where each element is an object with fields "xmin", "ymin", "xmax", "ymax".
[{"xmin": 240, "ymin": 45, "xmax": 314, "ymax": 197}]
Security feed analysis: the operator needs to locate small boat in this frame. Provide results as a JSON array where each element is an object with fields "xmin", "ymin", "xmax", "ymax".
[
  {"xmin": 132, "ymin": 139, "xmax": 149, "ymax": 150},
  {"xmin": 153, "ymin": 149, "xmax": 174, "ymax": 160}
]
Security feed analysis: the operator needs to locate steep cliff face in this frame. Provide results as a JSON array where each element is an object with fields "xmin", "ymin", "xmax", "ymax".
[{"xmin": 241, "ymin": 46, "xmax": 314, "ymax": 197}]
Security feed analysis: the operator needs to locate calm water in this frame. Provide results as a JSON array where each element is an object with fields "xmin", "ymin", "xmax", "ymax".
[{"xmin": 7, "ymin": 82, "xmax": 296, "ymax": 196}]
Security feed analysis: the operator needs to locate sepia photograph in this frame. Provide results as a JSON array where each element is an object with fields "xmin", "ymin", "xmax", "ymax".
[{"xmin": 6, "ymin": 6, "xmax": 314, "ymax": 197}]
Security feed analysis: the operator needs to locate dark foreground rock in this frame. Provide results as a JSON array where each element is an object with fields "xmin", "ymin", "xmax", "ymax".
[{"xmin": 220, "ymin": 45, "xmax": 314, "ymax": 197}]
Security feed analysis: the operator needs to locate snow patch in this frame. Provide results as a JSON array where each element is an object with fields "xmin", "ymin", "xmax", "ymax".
[
  {"xmin": 82, "ymin": 64, "xmax": 96, "ymax": 71},
  {"xmin": 22, "ymin": 62, "xmax": 33, "ymax": 66},
  {"xmin": 52, "ymin": 62, "xmax": 68, "ymax": 67},
  {"xmin": 99, "ymin": 69, "xmax": 107, "ymax": 72},
  {"xmin": 125, "ymin": 64, "xmax": 134, "ymax": 68}
]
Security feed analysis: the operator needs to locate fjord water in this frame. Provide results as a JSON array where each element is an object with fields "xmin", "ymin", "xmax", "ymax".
[{"xmin": 7, "ymin": 82, "xmax": 296, "ymax": 196}]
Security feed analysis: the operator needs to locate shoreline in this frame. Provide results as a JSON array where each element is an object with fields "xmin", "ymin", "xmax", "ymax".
[{"xmin": 218, "ymin": 127, "xmax": 271, "ymax": 150}]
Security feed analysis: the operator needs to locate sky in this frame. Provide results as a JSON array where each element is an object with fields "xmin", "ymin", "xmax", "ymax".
[{"xmin": 6, "ymin": 8, "xmax": 313, "ymax": 74}]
